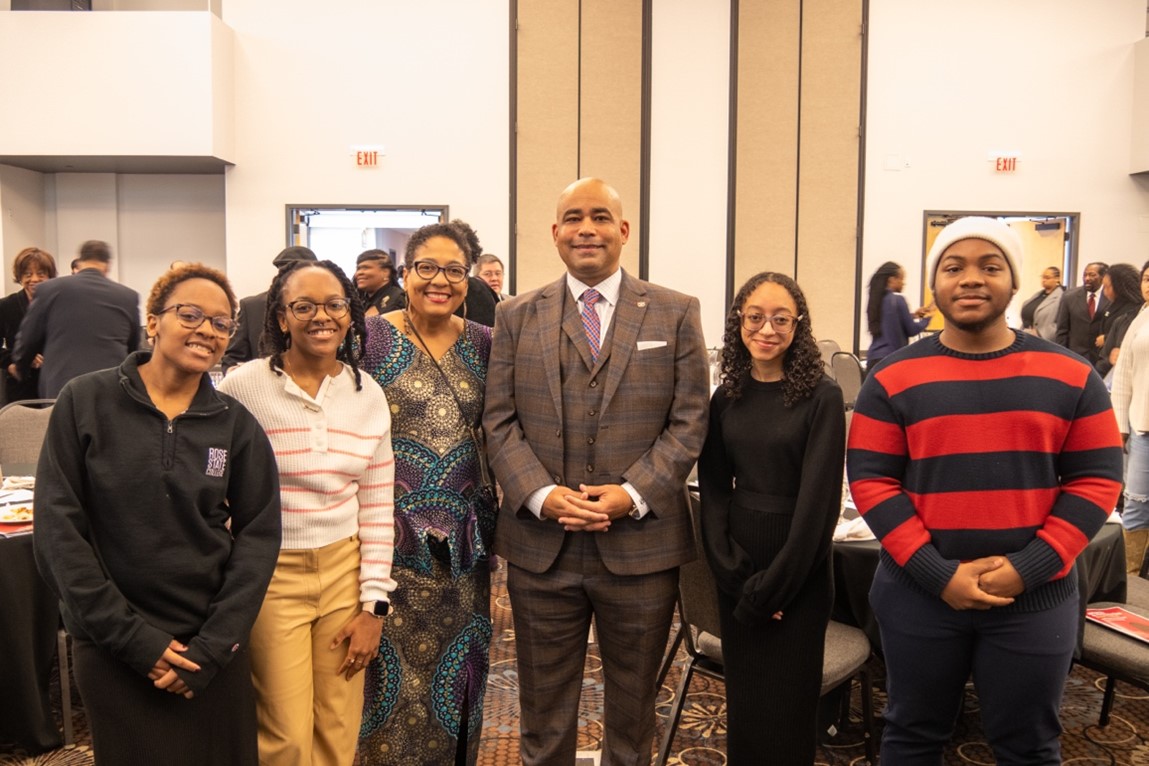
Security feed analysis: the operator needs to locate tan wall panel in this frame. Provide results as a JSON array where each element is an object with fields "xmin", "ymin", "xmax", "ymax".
[
  {"xmin": 796, "ymin": 0, "xmax": 862, "ymax": 347},
  {"xmin": 516, "ymin": 0, "xmax": 580, "ymax": 292},
  {"xmin": 579, "ymin": 0, "xmax": 643, "ymax": 275},
  {"xmin": 734, "ymin": 0, "xmax": 801, "ymax": 293}
]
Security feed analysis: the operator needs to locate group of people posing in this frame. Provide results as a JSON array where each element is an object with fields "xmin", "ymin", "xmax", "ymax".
[{"xmin": 22, "ymin": 182, "xmax": 1127, "ymax": 766}]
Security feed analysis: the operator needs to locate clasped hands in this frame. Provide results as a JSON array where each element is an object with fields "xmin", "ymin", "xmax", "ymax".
[
  {"xmin": 542, "ymin": 483, "xmax": 632, "ymax": 532},
  {"xmin": 940, "ymin": 556, "xmax": 1024, "ymax": 611},
  {"xmin": 148, "ymin": 639, "xmax": 200, "ymax": 699}
]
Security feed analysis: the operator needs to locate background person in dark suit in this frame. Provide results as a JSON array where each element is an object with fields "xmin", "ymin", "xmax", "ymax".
[
  {"xmin": 483, "ymin": 178, "xmax": 710, "ymax": 765},
  {"xmin": 220, "ymin": 246, "xmax": 316, "ymax": 373},
  {"xmin": 13, "ymin": 240, "xmax": 139, "ymax": 399},
  {"xmin": 1055, "ymin": 261, "xmax": 1109, "ymax": 363}
]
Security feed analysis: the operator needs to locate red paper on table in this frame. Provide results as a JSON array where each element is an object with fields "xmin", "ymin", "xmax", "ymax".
[{"xmin": 1086, "ymin": 606, "xmax": 1149, "ymax": 645}]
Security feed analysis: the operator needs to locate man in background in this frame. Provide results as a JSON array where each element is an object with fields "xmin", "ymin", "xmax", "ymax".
[
  {"xmin": 1056, "ymin": 261, "xmax": 1109, "ymax": 363},
  {"xmin": 475, "ymin": 253, "xmax": 509, "ymax": 301},
  {"xmin": 13, "ymin": 240, "xmax": 140, "ymax": 399},
  {"xmin": 222, "ymin": 246, "xmax": 316, "ymax": 373}
]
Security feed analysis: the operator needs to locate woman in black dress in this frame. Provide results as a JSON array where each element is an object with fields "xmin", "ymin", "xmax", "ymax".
[
  {"xmin": 34, "ymin": 264, "xmax": 282, "ymax": 765},
  {"xmin": 0, "ymin": 247, "xmax": 56, "ymax": 403},
  {"xmin": 698, "ymin": 271, "xmax": 845, "ymax": 765}
]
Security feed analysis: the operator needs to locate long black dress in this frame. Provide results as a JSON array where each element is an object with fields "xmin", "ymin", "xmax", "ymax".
[{"xmin": 698, "ymin": 374, "xmax": 845, "ymax": 765}]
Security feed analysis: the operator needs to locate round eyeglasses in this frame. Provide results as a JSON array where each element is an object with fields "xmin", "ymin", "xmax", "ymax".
[
  {"xmin": 737, "ymin": 310, "xmax": 803, "ymax": 335},
  {"xmin": 410, "ymin": 260, "xmax": 469, "ymax": 284},
  {"xmin": 285, "ymin": 298, "xmax": 351, "ymax": 321},
  {"xmin": 156, "ymin": 304, "xmax": 238, "ymax": 337}
]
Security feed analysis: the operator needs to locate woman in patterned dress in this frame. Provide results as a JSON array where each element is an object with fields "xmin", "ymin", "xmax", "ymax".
[{"xmin": 359, "ymin": 220, "xmax": 495, "ymax": 765}]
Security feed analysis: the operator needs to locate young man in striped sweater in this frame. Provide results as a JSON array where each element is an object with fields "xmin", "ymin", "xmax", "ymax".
[{"xmin": 847, "ymin": 217, "xmax": 1124, "ymax": 765}]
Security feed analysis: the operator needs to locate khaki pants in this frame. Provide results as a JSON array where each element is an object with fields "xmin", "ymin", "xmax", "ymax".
[{"xmin": 250, "ymin": 535, "xmax": 364, "ymax": 766}]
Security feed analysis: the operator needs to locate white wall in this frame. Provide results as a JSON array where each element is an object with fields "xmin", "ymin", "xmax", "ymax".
[
  {"xmin": 0, "ymin": 12, "xmax": 232, "ymax": 160},
  {"xmin": 0, "ymin": 165, "xmax": 48, "ymax": 288},
  {"xmin": 862, "ymin": 0, "xmax": 1149, "ymax": 352},
  {"xmin": 221, "ymin": 0, "xmax": 510, "ymax": 298},
  {"xmin": 116, "ymin": 174, "xmax": 227, "ymax": 298},
  {"xmin": 648, "ymin": 0, "xmax": 730, "ymax": 347}
]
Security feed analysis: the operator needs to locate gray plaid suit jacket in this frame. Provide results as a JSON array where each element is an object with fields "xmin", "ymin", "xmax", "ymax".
[{"xmin": 483, "ymin": 270, "xmax": 710, "ymax": 576}]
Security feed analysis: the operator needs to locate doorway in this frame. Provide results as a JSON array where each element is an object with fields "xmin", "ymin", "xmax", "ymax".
[
  {"xmin": 285, "ymin": 205, "xmax": 449, "ymax": 281},
  {"xmin": 920, "ymin": 211, "xmax": 1080, "ymax": 332}
]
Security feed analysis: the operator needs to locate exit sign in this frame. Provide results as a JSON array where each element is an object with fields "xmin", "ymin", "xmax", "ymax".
[
  {"xmin": 350, "ymin": 145, "xmax": 385, "ymax": 168},
  {"xmin": 987, "ymin": 150, "xmax": 1020, "ymax": 173}
]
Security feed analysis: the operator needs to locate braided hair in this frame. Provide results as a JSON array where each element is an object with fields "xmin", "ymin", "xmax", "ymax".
[
  {"xmin": 866, "ymin": 261, "xmax": 902, "ymax": 338},
  {"xmin": 261, "ymin": 260, "xmax": 367, "ymax": 391},
  {"xmin": 719, "ymin": 271, "xmax": 824, "ymax": 407}
]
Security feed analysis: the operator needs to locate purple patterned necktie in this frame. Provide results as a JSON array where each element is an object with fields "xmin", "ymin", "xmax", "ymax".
[{"xmin": 581, "ymin": 288, "xmax": 602, "ymax": 362}]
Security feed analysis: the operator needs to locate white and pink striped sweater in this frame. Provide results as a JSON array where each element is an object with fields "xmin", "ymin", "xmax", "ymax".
[{"xmin": 218, "ymin": 361, "xmax": 396, "ymax": 607}]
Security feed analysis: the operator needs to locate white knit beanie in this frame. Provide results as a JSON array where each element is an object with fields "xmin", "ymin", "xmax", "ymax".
[{"xmin": 926, "ymin": 217, "xmax": 1023, "ymax": 289}]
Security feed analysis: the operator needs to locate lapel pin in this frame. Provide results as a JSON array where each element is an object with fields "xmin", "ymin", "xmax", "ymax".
[{"xmin": 637, "ymin": 301, "xmax": 647, "ymax": 308}]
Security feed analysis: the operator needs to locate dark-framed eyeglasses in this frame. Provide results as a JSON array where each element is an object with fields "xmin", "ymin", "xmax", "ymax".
[
  {"xmin": 737, "ymin": 310, "xmax": 803, "ymax": 335},
  {"xmin": 156, "ymin": 304, "xmax": 238, "ymax": 337},
  {"xmin": 410, "ymin": 259, "xmax": 469, "ymax": 284},
  {"xmin": 285, "ymin": 298, "xmax": 351, "ymax": 321}
]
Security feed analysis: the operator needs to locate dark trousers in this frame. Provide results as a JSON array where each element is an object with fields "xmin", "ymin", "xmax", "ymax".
[
  {"xmin": 507, "ymin": 532, "xmax": 678, "ymax": 766},
  {"xmin": 870, "ymin": 565, "xmax": 1077, "ymax": 766}
]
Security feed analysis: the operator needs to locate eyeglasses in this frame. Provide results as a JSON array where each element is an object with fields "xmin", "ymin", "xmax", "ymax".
[
  {"xmin": 156, "ymin": 304, "xmax": 238, "ymax": 337},
  {"xmin": 737, "ymin": 311, "xmax": 803, "ymax": 335},
  {"xmin": 285, "ymin": 298, "xmax": 351, "ymax": 321},
  {"xmin": 410, "ymin": 260, "xmax": 469, "ymax": 284}
]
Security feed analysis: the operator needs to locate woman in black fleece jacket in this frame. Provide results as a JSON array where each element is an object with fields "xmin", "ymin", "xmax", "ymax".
[{"xmin": 33, "ymin": 264, "xmax": 281, "ymax": 765}]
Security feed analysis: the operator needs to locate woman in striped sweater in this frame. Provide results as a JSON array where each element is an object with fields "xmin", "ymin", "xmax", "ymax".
[{"xmin": 218, "ymin": 260, "xmax": 396, "ymax": 766}]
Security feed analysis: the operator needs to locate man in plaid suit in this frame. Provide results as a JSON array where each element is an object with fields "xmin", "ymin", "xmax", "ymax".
[{"xmin": 484, "ymin": 178, "xmax": 710, "ymax": 765}]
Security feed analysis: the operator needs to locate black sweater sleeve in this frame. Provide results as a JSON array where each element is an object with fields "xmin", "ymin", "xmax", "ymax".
[
  {"xmin": 34, "ymin": 386, "xmax": 174, "ymax": 677},
  {"xmin": 698, "ymin": 390, "xmax": 756, "ymax": 597},
  {"xmin": 174, "ymin": 408, "xmax": 280, "ymax": 695}
]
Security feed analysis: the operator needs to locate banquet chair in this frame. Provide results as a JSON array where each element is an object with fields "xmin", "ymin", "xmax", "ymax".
[
  {"xmin": 1076, "ymin": 563, "xmax": 1149, "ymax": 728},
  {"xmin": 818, "ymin": 339, "xmax": 842, "ymax": 379},
  {"xmin": 656, "ymin": 496, "xmax": 877, "ymax": 765},
  {"xmin": 0, "ymin": 398, "xmax": 55, "ymax": 468},
  {"xmin": 0, "ymin": 399, "xmax": 71, "ymax": 744},
  {"xmin": 830, "ymin": 352, "xmax": 864, "ymax": 410}
]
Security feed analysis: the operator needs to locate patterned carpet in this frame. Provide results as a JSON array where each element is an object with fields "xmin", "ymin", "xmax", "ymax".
[{"xmin": 3, "ymin": 561, "xmax": 1149, "ymax": 765}]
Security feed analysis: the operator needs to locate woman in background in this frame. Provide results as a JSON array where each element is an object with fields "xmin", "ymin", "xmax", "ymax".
[
  {"xmin": 1094, "ymin": 262, "xmax": 1141, "ymax": 378},
  {"xmin": 1109, "ymin": 260, "xmax": 1149, "ymax": 576},
  {"xmin": 219, "ymin": 260, "xmax": 396, "ymax": 766},
  {"xmin": 34, "ymin": 263, "xmax": 281, "ymax": 765},
  {"xmin": 359, "ymin": 220, "xmax": 495, "ymax": 765},
  {"xmin": 698, "ymin": 272, "xmax": 845, "ymax": 764},
  {"xmin": 865, "ymin": 261, "xmax": 932, "ymax": 371},
  {"xmin": 1020, "ymin": 266, "xmax": 1064, "ymax": 341},
  {"xmin": 0, "ymin": 247, "xmax": 57, "ymax": 403}
]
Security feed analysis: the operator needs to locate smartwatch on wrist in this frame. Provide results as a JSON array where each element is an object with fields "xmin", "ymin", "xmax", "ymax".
[{"xmin": 370, "ymin": 601, "xmax": 390, "ymax": 619}]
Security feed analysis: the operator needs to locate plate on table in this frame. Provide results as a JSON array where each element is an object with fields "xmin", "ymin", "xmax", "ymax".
[{"xmin": 0, "ymin": 503, "xmax": 33, "ymax": 524}]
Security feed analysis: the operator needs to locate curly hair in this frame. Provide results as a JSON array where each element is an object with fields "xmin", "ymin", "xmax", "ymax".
[
  {"xmin": 404, "ymin": 221, "xmax": 476, "ymax": 270},
  {"xmin": 1106, "ymin": 263, "xmax": 1141, "ymax": 308},
  {"xmin": 146, "ymin": 262, "xmax": 237, "ymax": 317},
  {"xmin": 12, "ymin": 247, "xmax": 57, "ymax": 284},
  {"xmin": 261, "ymin": 260, "xmax": 367, "ymax": 391},
  {"xmin": 866, "ymin": 261, "xmax": 902, "ymax": 338},
  {"xmin": 719, "ymin": 272, "xmax": 824, "ymax": 407}
]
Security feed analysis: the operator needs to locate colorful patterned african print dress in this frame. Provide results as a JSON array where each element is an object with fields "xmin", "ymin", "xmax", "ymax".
[{"xmin": 359, "ymin": 317, "xmax": 496, "ymax": 766}]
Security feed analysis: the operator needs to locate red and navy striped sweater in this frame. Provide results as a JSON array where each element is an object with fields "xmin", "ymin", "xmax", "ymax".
[{"xmin": 846, "ymin": 332, "xmax": 1123, "ymax": 611}]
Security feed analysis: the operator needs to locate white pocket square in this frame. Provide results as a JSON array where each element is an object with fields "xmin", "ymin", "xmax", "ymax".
[{"xmin": 636, "ymin": 340, "xmax": 667, "ymax": 350}]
